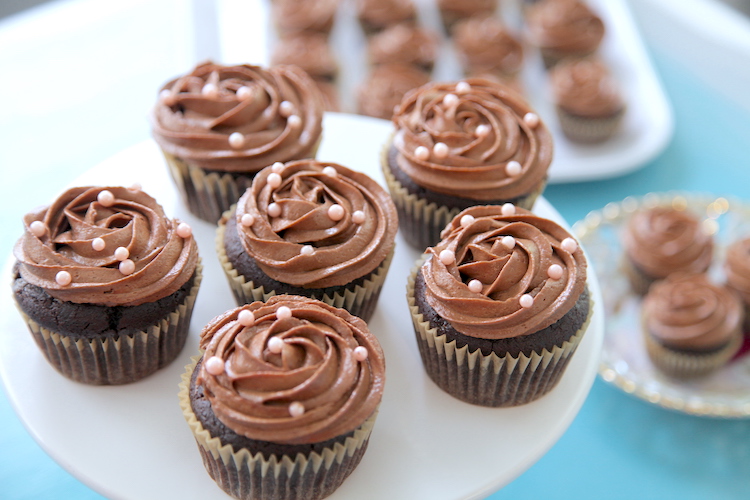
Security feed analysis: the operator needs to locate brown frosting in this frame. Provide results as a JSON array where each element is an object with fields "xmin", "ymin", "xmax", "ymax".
[
  {"xmin": 271, "ymin": 0, "xmax": 338, "ymax": 37},
  {"xmin": 14, "ymin": 186, "xmax": 199, "ymax": 307},
  {"xmin": 358, "ymin": 0, "xmax": 416, "ymax": 32},
  {"xmin": 725, "ymin": 237, "xmax": 750, "ymax": 306},
  {"xmin": 643, "ymin": 273, "xmax": 742, "ymax": 351},
  {"xmin": 270, "ymin": 33, "xmax": 338, "ymax": 82},
  {"xmin": 453, "ymin": 16, "xmax": 524, "ymax": 77},
  {"xmin": 358, "ymin": 63, "xmax": 430, "ymax": 120},
  {"xmin": 391, "ymin": 78, "xmax": 553, "ymax": 201},
  {"xmin": 526, "ymin": 0, "xmax": 604, "ymax": 54},
  {"xmin": 623, "ymin": 207, "xmax": 713, "ymax": 280},
  {"xmin": 422, "ymin": 205, "xmax": 587, "ymax": 339},
  {"xmin": 368, "ymin": 24, "xmax": 438, "ymax": 71},
  {"xmin": 437, "ymin": 0, "xmax": 496, "ymax": 23},
  {"xmin": 550, "ymin": 58, "xmax": 623, "ymax": 117},
  {"xmin": 198, "ymin": 296, "xmax": 385, "ymax": 444},
  {"xmin": 151, "ymin": 62, "xmax": 324, "ymax": 173},
  {"xmin": 235, "ymin": 159, "xmax": 398, "ymax": 288}
]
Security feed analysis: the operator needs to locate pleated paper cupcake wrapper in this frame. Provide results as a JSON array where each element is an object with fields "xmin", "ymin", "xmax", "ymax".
[
  {"xmin": 643, "ymin": 327, "xmax": 743, "ymax": 379},
  {"xmin": 216, "ymin": 215, "xmax": 394, "ymax": 323},
  {"xmin": 381, "ymin": 143, "xmax": 543, "ymax": 251},
  {"xmin": 621, "ymin": 257, "xmax": 658, "ymax": 296},
  {"xmin": 406, "ymin": 262, "xmax": 591, "ymax": 407},
  {"xmin": 17, "ymin": 264, "xmax": 202, "ymax": 385},
  {"xmin": 556, "ymin": 106, "xmax": 625, "ymax": 144},
  {"xmin": 178, "ymin": 356, "xmax": 377, "ymax": 500}
]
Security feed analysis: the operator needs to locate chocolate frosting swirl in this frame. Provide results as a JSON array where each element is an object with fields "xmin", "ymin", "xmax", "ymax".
[
  {"xmin": 271, "ymin": 33, "xmax": 338, "ymax": 82},
  {"xmin": 550, "ymin": 58, "xmax": 623, "ymax": 117},
  {"xmin": 358, "ymin": 0, "xmax": 416, "ymax": 30},
  {"xmin": 453, "ymin": 16, "xmax": 524, "ymax": 77},
  {"xmin": 725, "ymin": 237, "xmax": 750, "ymax": 305},
  {"xmin": 14, "ymin": 186, "xmax": 199, "ymax": 307},
  {"xmin": 358, "ymin": 63, "xmax": 430, "ymax": 120},
  {"xmin": 236, "ymin": 160, "xmax": 398, "ymax": 288},
  {"xmin": 271, "ymin": 0, "xmax": 338, "ymax": 37},
  {"xmin": 198, "ymin": 296, "xmax": 385, "ymax": 444},
  {"xmin": 391, "ymin": 78, "xmax": 553, "ymax": 200},
  {"xmin": 526, "ymin": 0, "xmax": 604, "ymax": 53},
  {"xmin": 151, "ymin": 62, "xmax": 324, "ymax": 173},
  {"xmin": 368, "ymin": 24, "xmax": 438, "ymax": 70},
  {"xmin": 623, "ymin": 207, "xmax": 713, "ymax": 280},
  {"xmin": 422, "ymin": 205, "xmax": 587, "ymax": 339},
  {"xmin": 643, "ymin": 273, "xmax": 742, "ymax": 350}
]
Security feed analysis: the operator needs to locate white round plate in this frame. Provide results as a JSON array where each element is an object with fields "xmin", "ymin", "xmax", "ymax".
[
  {"xmin": 0, "ymin": 113, "xmax": 603, "ymax": 499},
  {"xmin": 574, "ymin": 192, "xmax": 750, "ymax": 418}
]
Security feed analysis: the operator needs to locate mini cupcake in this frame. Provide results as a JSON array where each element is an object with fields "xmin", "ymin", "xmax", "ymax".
[
  {"xmin": 382, "ymin": 78, "xmax": 553, "ymax": 250},
  {"xmin": 12, "ymin": 186, "xmax": 201, "ymax": 385},
  {"xmin": 436, "ymin": 0, "xmax": 497, "ymax": 33},
  {"xmin": 357, "ymin": 63, "xmax": 431, "ymax": 120},
  {"xmin": 621, "ymin": 206, "xmax": 713, "ymax": 295},
  {"xmin": 367, "ymin": 24, "xmax": 439, "ymax": 74},
  {"xmin": 217, "ymin": 159, "xmax": 398, "ymax": 322},
  {"xmin": 525, "ymin": 0, "xmax": 605, "ymax": 68},
  {"xmin": 549, "ymin": 57, "xmax": 625, "ymax": 143},
  {"xmin": 725, "ymin": 237, "xmax": 750, "ymax": 331},
  {"xmin": 407, "ymin": 204, "xmax": 591, "ymax": 407},
  {"xmin": 357, "ymin": 0, "xmax": 417, "ymax": 36},
  {"xmin": 642, "ymin": 273, "xmax": 743, "ymax": 378},
  {"xmin": 271, "ymin": 0, "xmax": 339, "ymax": 39},
  {"xmin": 179, "ymin": 295, "xmax": 385, "ymax": 500},
  {"xmin": 151, "ymin": 62, "xmax": 325, "ymax": 223},
  {"xmin": 452, "ymin": 16, "xmax": 524, "ymax": 84}
]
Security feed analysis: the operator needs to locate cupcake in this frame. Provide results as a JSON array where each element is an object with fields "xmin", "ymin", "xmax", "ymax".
[
  {"xmin": 217, "ymin": 159, "xmax": 398, "ymax": 322},
  {"xmin": 725, "ymin": 237, "xmax": 750, "ymax": 331},
  {"xmin": 452, "ymin": 16, "xmax": 524, "ymax": 84},
  {"xmin": 357, "ymin": 63, "xmax": 431, "ymax": 120},
  {"xmin": 151, "ymin": 62, "xmax": 325, "ymax": 223},
  {"xmin": 12, "ymin": 186, "xmax": 201, "ymax": 385},
  {"xmin": 436, "ymin": 0, "xmax": 497, "ymax": 33},
  {"xmin": 179, "ymin": 295, "xmax": 385, "ymax": 500},
  {"xmin": 270, "ymin": 0, "xmax": 339, "ymax": 39},
  {"xmin": 357, "ymin": 0, "xmax": 417, "ymax": 36},
  {"xmin": 525, "ymin": 0, "xmax": 605, "ymax": 68},
  {"xmin": 621, "ymin": 206, "xmax": 713, "ymax": 295},
  {"xmin": 407, "ymin": 204, "xmax": 591, "ymax": 406},
  {"xmin": 367, "ymin": 24, "xmax": 439, "ymax": 74},
  {"xmin": 549, "ymin": 57, "xmax": 625, "ymax": 143},
  {"xmin": 382, "ymin": 78, "xmax": 553, "ymax": 250},
  {"xmin": 642, "ymin": 273, "xmax": 743, "ymax": 378}
]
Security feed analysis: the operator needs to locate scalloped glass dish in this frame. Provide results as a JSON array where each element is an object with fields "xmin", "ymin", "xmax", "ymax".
[{"xmin": 574, "ymin": 192, "xmax": 750, "ymax": 418}]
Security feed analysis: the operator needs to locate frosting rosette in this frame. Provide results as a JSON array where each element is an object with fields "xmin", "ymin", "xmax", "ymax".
[
  {"xmin": 642, "ymin": 273, "xmax": 743, "ymax": 351},
  {"xmin": 151, "ymin": 62, "xmax": 323, "ymax": 173},
  {"xmin": 197, "ymin": 296, "xmax": 385, "ymax": 444},
  {"xmin": 623, "ymin": 207, "xmax": 713, "ymax": 280},
  {"xmin": 725, "ymin": 237, "xmax": 750, "ymax": 305},
  {"xmin": 526, "ymin": 0, "xmax": 604, "ymax": 54},
  {"xmin": 453, "ymin": 16, "xmax": 524, "ymax": 77},
  {"xmin": 391, "ymin": 78, "xmax": 553, "ymax": 201},
  {"xmin": 14, "ymin": 186, "xmax": 199, "ymax": 307},
  {"xmin": 550, "ymin": 58, "xmax": 623, "ymax": 117},
  {"xmin": 236, "ymin": 159, "xmax": 398, "ymax": 288},
  {"xmin": 422, "ymin": 205, "xmax": 587, "ymax": 339}
]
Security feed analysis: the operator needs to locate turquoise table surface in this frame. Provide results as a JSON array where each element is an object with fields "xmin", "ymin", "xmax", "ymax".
[{"xmin": 3, "ymin": 44, "xmax": 750, "ymax": 499}]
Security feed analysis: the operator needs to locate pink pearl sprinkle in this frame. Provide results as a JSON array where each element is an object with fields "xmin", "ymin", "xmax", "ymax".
[
  {"xmin": 119, "ymin": 259, "xmax": 135, "ymax": 275},
  {"xmin": 279, "ymin": 100, "xmax": 294, "ymax": 117},
  {"xmin": 353, "ymin": 346, "xmax": 368, "ymax": 361},
  {"xmin": 277, "ymin": 306, "xmax": 293, "ymax": 320},
  {"xmin": 475, "ymin": 124, "xmax": 491, "ymax": 137},
  {"xmin": 201, "ymin": 83, "xmax": 218, "ymax": 97},
  {"xmin": 29, "ymin": 221, "xmax": 46, "ymax": 237},
  {"xmin": 548, "ymin": 264, "xmax": 564, "ymax": 280},
  {"xmin": 323, "ymin": 166, "xmax": 337, "ymax": 177},
  {"xmin": 352, "ymin": 210, "xmax": 365, "ymax": 224},
  {"xmin": 55, "ymin": 271, "xmax": 72, "ymax": 286},
  {"xmin": 228, "ymin": 132, "xmax": 245, "ymax": 149},
  {"xmin": 271, "ymin": 161, "xmax": 285, "ymax": 173},
  {"xmin": 289, "ymin": 401, "xmax": 305, "ymax": 418},
  {"xmin": 501, "ymin": 203, "xmax": 516, "ymax": 216},
  {"xmin": 241, "ymin": 214, "xmax": 255, "ymax": 227},
  {"xmin": 97, "ymin": 190, "xmax": 115, "ymax": 207},
  {"xmin": 268, "ymin": 203, "xmax": 282, "ymax": 218},
  {"xmin": 415, "ymin": 146, "xmax": 430, "ymax": 161},
  {"xmin": 236, "ymin": 86, "xmax": 252, "ymax": 100},
  {"xmin": 468, "ymin": 279, "xmax": 483, "ymax": 293},
  {"xmin": 205, "ymin": 356, "xmax": 225, "ymax": 376},
  {"xmin": 159, "ymin": 89, "xmax": 174, "ymax": 106},
  {"xmin": 114, "ymin": 246, "xmax": 129, "ymax": 261},
  {"xmin": 287, "ymin": 115, "xmax": 302, "ymax": 128},
  {"xmin": 433, "ymin": 142, "xmax": 449, "ymax": 159},
  {"xmin": 460, "ymin": 214, "xmax": 475, "ymax": 227},
  {"xmin": 328, "ymin": 204, "xmax": 345, "ymax": 221},
  {"xmin": 501, "ymin": 236, "xmax": 515, "ymax": 249},
  {"xmin": 176, "ymin": 222, "xmax": 192, "ymax": 238},
  {"xmin": 520, "ymin": 294, "xmax": 534, "ymax": 308},
  {"xmin": 443, "ymin": 93, "xmax": 458, "ymax": 107},
  {"xmin": 439, "ymin": 249, "xmax": 455, "ymax": 265},
  {"xmin": 268, "ymin": 337, "xmax": 284, "ymax": 354},
  {"xmin": 561, "ymin": 237, "xmax": 578, "ymax": 253},
  {"xmin": 300, "ymin": 245, "xmax": 314, "ymax": 256},
  {"xmin": 92, "ymin": 237, "xmax": 105, "ymax": 251},
  {"xmin": 523, "ymin": 112, "xmax": 540, "ymax": 128},
  {"xmin": 506, "ymin": 161, "xmax": 522, "ymax": 176},
  {"xmin": 267, "ymin": 172, "xmax": 282, "ymax": 188},
  {"xmin": 128, "ymin": 182, "xmax": 142, "ymax": 192},
  {"xmin": 455, "ymin": 81, "xmax": 471, "ymax": 94},
  {"xmin": 238, "ymin": 310, "xmax": 255, "ymax": 327}
]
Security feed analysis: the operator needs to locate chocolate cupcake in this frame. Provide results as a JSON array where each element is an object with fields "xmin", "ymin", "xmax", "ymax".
[
  {"xmin": 367, "ymin": 24, "xmax": 438, "ymax": 74},
  {"xmin": 271, "ymin": 0, "xmax": 339, "ymax": 39},
  {"xmin": 725, "ymin": 237, "xmax": 750, "ymax": 331},
  {"xmin": 549, "ymin": 57, "xmax": 625, "ymax": 143},
  {"xmin": 621, "ymin": 206, "xmax": 713, "ymax": 295},
  {"xmin": 407, "ymin": 204, "xmax": 591, "ymax": 407},
  {"xmin": 151, "ymin": 62, "xmax": 325, "ymax": 223},
  {"xmin": 525, "ymin": 0, "xmax": 605, "ymax": 68},
  {"xmin": 436, "ymin": 0, "xmax": 497, "ymax": 33},
  {"xmin": 179, "ymin": 295, "xmax": 385, "ymax": 500},
  {"xmin": 357, "ymin": 63, "xmax": 430, "ymax": 120},
  {"xmin": 452, "ymin": 16, "xmax": 524, "ymax": 84},
  {"xmin": 642, "ymin": 273, "xmax": 743, "ymax": 378},
  {"xmin": 357, "ymin": 0, "xmax": 417, "ymax": 35},
  {"xmin": 217, "ymin": 159, "xmax": 398, "ymax": 322},
  {"xmin": 382, "ymin": 78, "xmax": 553, "ymax": 250},
  {"xmin": 12, "ymin": 186, "xmax": 201, "ymax": 385}
]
